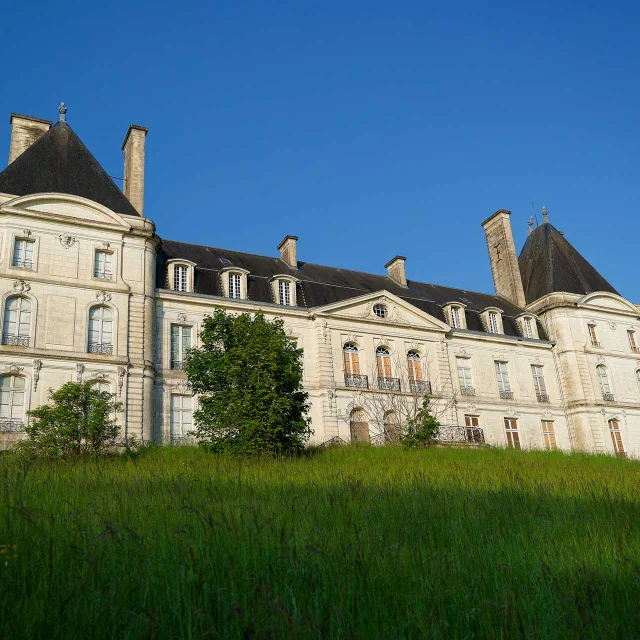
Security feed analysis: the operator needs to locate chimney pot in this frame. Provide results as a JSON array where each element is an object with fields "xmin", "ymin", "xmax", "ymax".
[
  {"xmin": 122, "ymin": 124, "xmax": 148, "ymax": 216},
  {"xmin": 278, "ymin": 235, "xmax": 298, "ymax": 268},
  {"xmin": 8, "ymin": 113, "xmax": 51, "ymax": 165},
  {"xmin": 385, "ymin": 255, "xmax": 407, "ymax": 287}
]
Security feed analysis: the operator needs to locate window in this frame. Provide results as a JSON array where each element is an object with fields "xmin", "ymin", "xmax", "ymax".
[
  {"xmin": 523, "ymin": 317, "xmax": 534, "ymax": 338},
  {"xmin": 0, "ymin": 375, "xmax": 25, "ymax": 429},
  {"xmin": 2, "ymin": 296, "xmax": 31, "ymax": 346},
  {"xmin": 541, "ymin": 421, "xmax": 556, "ymax": 451},
  {"xmin": 383, "ymin": 411, "xmax": 401, "ymax": 443},
  {"xmin": 608, "ymin": 419, "xmax": 625, "ymax": 456},
  {"xmin": 596, "ymin": 365, "xmax": 613, "ymax": 400},
  {"xmin": 629, "ymin": 331, "xmax": 639, "ymax": 353},
  {"xmin": 373, "ymin": 304, "xmax": 387, "ymax": 319},
  {"xmin": 450, "ymin": 306, "xmax": 461, "ymax": 329},
  {"xmin": 88, "ymin": 306, "xmax": 113, "ymax": 354},
  {"xmin": 174, "ymin": 265, "xmax": 188, "ymax": 292},
  {"xmin": 278, "ymin": 280, "xmax": 291, "ymax": 306},
  {"xmin": 170, "ymin": 395, "xmax": 193, "ymax": 443},
  {"xmin": 504, "ymin": 418, "xmax": 520, "ymax": 449},
  {"xmin": 488, "ymin": 312, "xmax": 499, "ymax": 334},
  {"xmin": 12, "ymin": 238, "xmax": 34, "ymax": 269},
  {"xmin": 349, "ymin": 408, "xmax": 370, "ymax": 444},
  {"xmin": 91, "ymin": 380, "xmax": 111, "ymax": 395},
  {"xmin": 588, "ymin": 324, "xmax": 600, "ymax": 347},
  {"xmin": 465, "ymin": 415, "xmax": 483, "ymax": 443},
  {"xmin": 94, "ymin": 251, "xmax": 113, "ymax": 279},
  {"xmin": 228, "ymin": 273, "xmax": 242, "ymax": 299},
  {"xmin": 407, "ymin": 351, "xmax": 422, "ymax": 381},
  {"xmin": 170, "ymin": 324, "xmax": 191, "ymax": 369},
  {"xmin": 495, "ymin": 361, "xmax": 512, "ymax": 399},
  {"xmin": 457, "ymin": 358, "xmax": 474, "ymax": 395},
  {"xmin": 376, "ymin": 347, "xmax": 392, "ymax": 380},
  {"xmin": 343, "ymin": 343, "xmax": 360, "ymax": 376},
  {"xmin": 532, "ymin": 365, "xmax": 548, "ymax": 402}
]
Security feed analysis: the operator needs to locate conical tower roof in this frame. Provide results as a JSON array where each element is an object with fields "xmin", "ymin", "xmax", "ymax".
[
  {"xmin": 518, "ymin": 222, "xmax": 618, "ymax": 304},
  {"xmin": 0, "ymin": 121, "xmax": 140, "ymax": 216}
]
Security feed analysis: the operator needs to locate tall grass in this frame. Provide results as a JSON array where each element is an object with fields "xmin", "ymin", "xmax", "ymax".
[{"xmin": 1, "ymin": 445, "xmax": 640, "ymax": 638}]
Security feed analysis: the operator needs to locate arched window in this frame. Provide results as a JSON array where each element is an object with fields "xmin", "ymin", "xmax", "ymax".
[
  {"xmin": 88, "ymin": 306, "xmax": 113, "ymax": 355},
  {"xmin": 608, "ymin": 419, "xmax": 625, "ymax": 456},
  {"xmin": 343, "ymin": 343, "xmax": 360, "ymax": 376},
  {"xmin": 349, "ymin": 408, "xmax": 370, "ymax": 444},
  {"xmin": 90, "ymin": 380, "xmax": 111, "ymax": 395},
  {"xmin": 407, "ymin": 351, "xmax": 422, "ymax": 381},
  {"xmin": 3, "ymin": 296, "xmax": 31, "ymax": 346},
  {"xmin": 596, "ymin": 365, "xmax": 613, "ymax": 400},
  {"xmin": 383, "ymin": 410, "xmax": 400, "ymax": 443},
  {"xmin": 0, "ymin": 375, "xmax": 26, "ymax": 430},
  {"xmin": 376, "ymin": 347, "xmax": 392, "ymax": 380}
]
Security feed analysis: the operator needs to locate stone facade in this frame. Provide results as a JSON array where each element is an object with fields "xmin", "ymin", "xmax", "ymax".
[{"xmin": 0, "ymin": 109, "xmax": 637, "ymax": 457}]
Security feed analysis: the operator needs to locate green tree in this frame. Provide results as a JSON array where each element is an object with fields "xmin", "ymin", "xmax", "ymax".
[
  {"xmin": 402, "ymin": 396, "xmax": 440, "ymax": 447},
  {"xmin": 15, "ymin": 381, "xmax": 122, "ymax": 458},
  {"xmin": 184, "ymin": 310, "xmax": 311, "ymax": 455}
]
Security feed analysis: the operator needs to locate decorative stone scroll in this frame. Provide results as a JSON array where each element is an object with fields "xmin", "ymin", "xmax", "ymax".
[
  {"xmin": 95, "ymin": 291, "xmax": 112, "ymax": 303},
  {"xmin": 11, "ymin": 280, "xmax": 30, "ymax": 293},
  {"xmin": 57, "ymin": 233, "xmax": 78, "ymax": 249},
  {"xmin": 33, "ymin": 360, "xmax": 42, "ymax": 390}
]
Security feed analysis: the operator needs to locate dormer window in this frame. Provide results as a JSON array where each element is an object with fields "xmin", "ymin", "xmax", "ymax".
[
  {"xmin": 271, "ymin": 276, "xmax": 298, "ymax": 306},
  {"xmin": 220, "ymin": 268, "xmax": 249, "ymax": 300},
  {"xmin": 167, "ymin": 260, "xmax": 196, "ymax": 293},
  {"xmin": 175, "ymin": 266, "xmax": 188, "ymax": 292},
  {"xmin": 488, "ymin": 312, "xmax": 499, "ymax": 334},
  {"xmin": 482, "ymin": 308, "xmax": 504, "ymax": 335},
  {"xmin": 517, "ymin": 315, "xmax": 539, "ymax": 340},
  {"xmin": 229, "ymin": 273, "xmax": 241, "ymax": 299},
  {"xmin": 279, "ymin": 280, "xmax": 291, "ymax": 305},
  {"xmin": 444, "ymin": 302, "xmax": 467, "ymax": 330}
]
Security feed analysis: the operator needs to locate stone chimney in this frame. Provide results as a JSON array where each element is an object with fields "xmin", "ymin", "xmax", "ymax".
[
  {"xmin": 122, "ymin": 125, "xmax": 148, "ymax": 216},
  {"xmin": 385, "ymin": 256, "xmax": 407, "ymax": 287},
  {"xmin": 278, "ymin": 235, "xmax": 298, "ymax": 268},
  {"xmin": 8, "ymin": 114, "xmax": 52, "ymax": 165},
  {"xmin": 481, "ymin": 209, "xmax": 526, "ymax": 307}
]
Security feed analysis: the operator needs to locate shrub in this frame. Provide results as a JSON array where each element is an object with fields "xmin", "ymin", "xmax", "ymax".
[{"xmin": 402, "ymin": 396, "xmax": 440, "ymax": 447}]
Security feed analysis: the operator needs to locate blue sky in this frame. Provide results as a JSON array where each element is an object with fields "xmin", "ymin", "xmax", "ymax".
[{"xmin": 1, "ymin": 1, "xmax": 638, "ymax": 299}]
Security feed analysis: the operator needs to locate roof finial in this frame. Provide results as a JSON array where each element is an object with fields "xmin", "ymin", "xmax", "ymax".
[
  {"xmin": 542, "ymin": 205, "xmax": 549, "ymax": 223},
  {"xmin": 58, "ymin": 102, "xmax": 67, "ymax": 122},
  {"xmin": 527, "ymin": 216, "xmax": 534, "ymax": 235}
]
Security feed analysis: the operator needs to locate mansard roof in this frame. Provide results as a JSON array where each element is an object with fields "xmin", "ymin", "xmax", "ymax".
[
  {"xmin": 158, "ymin": 239, "xmax": 544, "ymax": 339},
  {"xmin": 0, "ymin": 121, "xmax": 140, "ymax": 217},
  {"xmin": 518, "ymin": 222, "xmax": 618, "ymax": 304}
]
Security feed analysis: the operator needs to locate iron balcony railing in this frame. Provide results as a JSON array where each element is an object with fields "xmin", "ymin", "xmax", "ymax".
[
  {"xmin": 88, "ymin": 342, "xmax": 113, "ymax": 355},
  {"xmin": 409, "ymin": 379, "xmax": 432, "ymax": 394},
  {"xmin": 0, "ymin": 419, "xmax": 24, "ymax": 433},
  {"xmin": 171, "ymin": 360, "xmax": 185, "ymax": 370},
  {"xmin": 602, "ymin": 392, "xmax": 615, "ymax": 402},
  {"xmin": 499, "ymin": 390, "xmax": 514, "ymax": 400},
  {"xmin": 2, "ymin": 334, "xmax": 30, "ymax": 347},
  {"xmin": 460, "ymin": 386, "xmax": 475, "ymax": 396},
  {"xmin": 536, "ymin": 393, "xmax": 550, "ymax": 403},
  {"xmin": 591, "ymin": 340, "xmax": 601, "ymax": 348},
  {"xmin": 378, "ymin": 377, "xmax": 401, "ymax": 392},
  {"xmin": 436, "ymin": 425, "xmax": 485, "ymax": 444},
  {"xmin": 171, "ymin": 435, "xmax": 196, "ymax": 446},
  {"xmin": 344, "ymin": 374, "xmax": 369, "ymax": 389},
  {"xmin": 12, "ymin": 259, "xmax": 32, "ymax": 269},
  {"xmin": 94, "ymin": 270, "xmax": 112, "ymax": 280}
]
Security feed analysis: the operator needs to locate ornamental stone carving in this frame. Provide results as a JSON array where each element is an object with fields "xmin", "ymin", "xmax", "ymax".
[
  {"xmin": 172, "ymin": 380, "xmax": 192, "ymax": 395},
  {"xmin": 4, "ymin": 365, "xmax": 23, "ymax": 373},
  {"xmin": 22, "ymin": 229, "xmax": 32, "ymax": 238},
  {"xmin": 117, "ymin": 366, "xmax": 127, "ymax": 395},
  {"xmin": 11, "ymin": 280, "xmax": 30, "ymax": 293},
  {"xmin": 176, "ymin": 313, "xmax": 188, "ymax": 324},
  {"xmin": 609, "ymin": 322, "xmax": 617, "ymax": 331},
  {"xmin": 95, "ymin": 291, "xmax": 112, "ymax": 303},
  {"xmin": 76, "ymin": 363, "xmax": 85, "ymax": 383},
  {"xmin": 57, "ymin": 233, "xmax": 78, "ymax": 249},
  {"xmin": 33, "ymin": 360, "xmax": 42, "ymax": 390}
]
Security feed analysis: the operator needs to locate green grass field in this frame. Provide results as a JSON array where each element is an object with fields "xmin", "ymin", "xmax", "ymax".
[{"xmin": 1, "ymin": 445, "xmax": 640, "ymax": 639}]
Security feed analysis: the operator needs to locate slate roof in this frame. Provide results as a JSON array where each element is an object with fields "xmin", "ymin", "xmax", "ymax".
[
  {"xmin": 158, "ymin": 239, "xmax": 546, "ymax": 339},
  {"xmin": 518, "ymin": 222, "xmax": 618, "ymax": 304},
  {"xmin": 0, "ymin": 121, "xmax": 140, "ymax": 217}
]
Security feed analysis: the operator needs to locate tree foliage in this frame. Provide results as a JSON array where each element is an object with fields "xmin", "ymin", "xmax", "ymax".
[
  {"xmin": 15, "ymin": 382, "xmax": 123, "ymax": 458},
  {"xmin": 184, "ymin": 310, "xmax": 311, "ymax": 455}
]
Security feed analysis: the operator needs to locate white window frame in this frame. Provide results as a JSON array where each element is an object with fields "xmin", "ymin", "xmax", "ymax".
[
  {"xmin": 167, "ymin": 260, "xmax": 196, "ymax": 293},
  {"xmin": 12, "ymin": 237, "xmax": 36, "ymax": 270},
  {"xmin": 504, "ymin": 418, "xmax": 520, "ymax": 449},
  {"xmin": 94, "ymin": 250, "xmax": 114, "ymax": 280},
  {"xmin": 517, "ymin": 315, "xmax": 538, "ymax": 339},
  {"xmin": 482, "ymin": 307, "xmax": 504, "ymax": 335},
  {"xmin": 541, "ymin": 421, "xmax": 556, "ymax": 451},
  {"xmin": 271, "ymin": 275, "xmax": 298, "ymax": 307},
  {"xmin": 444, "ymin": 302, "xmax": 467, "ymax": 330},
  {"xmin": 170, "ymin": 324, "xmax": 192, "ymax": 369},
  {"xmin": 596, "ymin": 365, "xmax": 612, "ymax": 399},
  {"xmin": 88, "ymin": 305, "xmax": 114, "ymax": 354},
  {"xmin": 220, "ymin": 267, "xmax": 249, "ymax": 300},
  {"xmin": 0, "ymin": 374, "xmax": 27, "ymax": 427},
  {"xmin": 170, "ymin": 394, "xmax": 193, "ymax": 443},
  {"xmin": 531, "ymin": 365, "xmax": 548, "ymax": 400},
  {"xmin": 456, "ymin": 357, "xmax": 474, "ymax": 394},
  {"xmin": 495, "ymin": 361, "xmax": 512, "ymax": 396},
  {"xmin": 2, "ymin": 295, "xmax": 32, "ymax": 345}
]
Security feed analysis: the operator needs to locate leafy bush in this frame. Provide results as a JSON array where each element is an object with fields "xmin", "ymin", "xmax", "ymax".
[
  {"xmin": 402, "ymin": 396, "xmax": 440, "ymax": 447},
  {"xmin": 14, "ymin": 381, "xmax": 123, "ymax": 458},
  {"xmin": 185, "ymin": 310, "xmax": 312, "ymax": 455}
]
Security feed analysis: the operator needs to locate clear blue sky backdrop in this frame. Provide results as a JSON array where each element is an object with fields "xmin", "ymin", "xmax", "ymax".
[{"xmin": 1, "ymin": 1, "xmax": 637, "ymax": 299}]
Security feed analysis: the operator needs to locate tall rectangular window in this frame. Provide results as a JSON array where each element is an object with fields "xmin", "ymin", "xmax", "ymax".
[
  {"xmin": 94, "ymin": 251, "xmax": 113, "ymax": 279},
  {"xmin": 609, "ymin": 419, "xmax": 625, "ymax": 456},
  {"xmin": 228, "ymin": 273, "xmax": 241, "ymax": 299},
  {"xmin": 278, "ymin": 280, "xmax": 291, "ymax": 306},
  {"xmin": 450, "ymin": 306, "xmax": 460, "ymax": 328},
  {"xmin": 629, "ymin": 331, "xmax": 639, "ymax": 353},
  {"xmin": 170, "ymin": 395, "xmax": 193, "ymax": 442},
  {"xmin": 504, "ymin": 418, "xmax": 520, "ymax": 449},
  {"xmin": 523, "ymin": 317, "xmax": 534, "ymax": 338},
  {"xmin": 174, "ymin": 265, "xmax": 188, "ymax": 292},
  {"xmin": 170, "ymin": 325, "xmax": 191, "ymax": 369},
  {"xmin": 588, "ymin": 324, "xmax": 599, "ymax": 347},
  {"xmin": 465, "ymin": 415, "xmax": 482, "ymax": 443},
  {"xmin": 495, "ymin": 361, "xmax": 512, "ymax": 398},
  {"xmin": 532, "ymin": 365, "xmax": 548, "ymax": 401},
  {"xmin": 488, "ymin": 312, "xmax": 499, "ymax": 334},
  {"xmin": 541, "ymin": 421, "xmax": 556, "ymax": 451},
  {"xmin": 457, "ymin": 358, "xmax": 474, "ymax": 394},
  {"xmin": 13, "ymin": 239, "xmax": 34, "ymax": 269}
]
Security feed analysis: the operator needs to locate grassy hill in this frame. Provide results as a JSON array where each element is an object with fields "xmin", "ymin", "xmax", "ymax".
[{"xmin": 1, "ymin": 445, "xmax": 640, "ymax": 638}]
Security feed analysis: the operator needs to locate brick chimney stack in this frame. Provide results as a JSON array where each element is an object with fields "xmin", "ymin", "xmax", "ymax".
[
  {"xmin": 278, "ymin": 235, "xmax": 298, "ymax": 268},
  {"xmin": 385, "ymin": 256, "xmax": 407, "ymax": 287},
  {"xmin": 8, "ymin": 114, "xmax": 52, "ymax": 165},
  {"xmin": 122, "ymin": 124, "xmax": 148, "ymax": 216}
]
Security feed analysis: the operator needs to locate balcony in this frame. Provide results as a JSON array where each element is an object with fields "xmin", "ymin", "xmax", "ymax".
[
  {"xmin": 536, "ymin": 393, "xmax": 550, "ymax": 403},
  {"xmin": 171, "ymin": 360, "xmax": 185, "ymax": 370},
  {"xmin": 12, "ymin": 259, "xmax": 32, "ymax": 269},
  {"xmin": 2, "ymin": 334, "xmax": 30, "ymax": 347},
  {"xmin": 602, "ymin": 392, "xmax": 615, "ymax": 402},
  {"xmin": 499, "ymin": 390, "xmax": 514, "ymax": 400},
  {"xmin": 94, "ymin": 270, "xmax": 112, "ymax": 280},
  {"xmin": 409, "ymin": 379, "xmax": 432, "ymax": 394},
  {"xmin": 345, "ymin": 374, "xmax": 369, "ymax": 389},
  {"xmin": 88, "ymin": 343, "xmax": 113, "ymax": 355},
  {"xmin": 0, "ymin": 420, "xmax": 24, "ymax": 433},
  {"xmin": 460, "ymin": 386, "xmax": 475, "ymax": 396},
  {"xmin": 378, "ymin": 377, "xmax": 401, "ymax": 392},
  {"xmin": 436, "ymin": 425, "xmax": 485, "ymax": 444}
]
